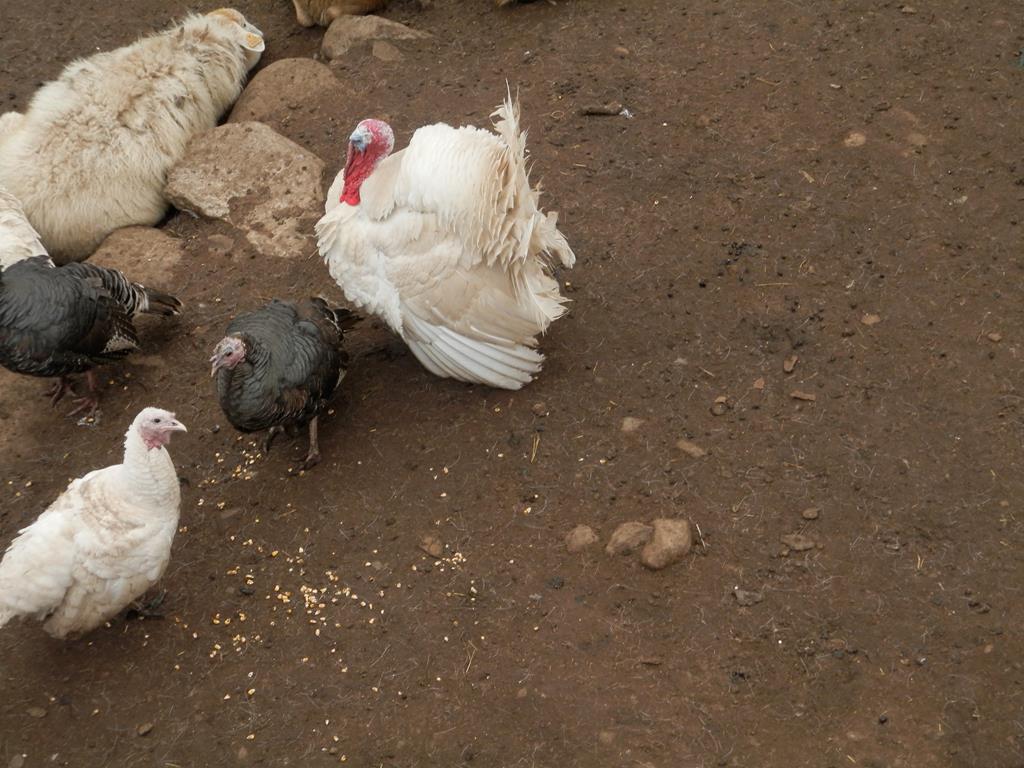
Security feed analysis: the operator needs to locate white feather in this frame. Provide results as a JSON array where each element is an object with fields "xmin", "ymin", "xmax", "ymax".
[
  {"xmin": 0, "ymin": 408, "xmax": 183, "ymax": 638},
  {"xmin": 0, "ymin": 186, "xmax": 49, "ymax": 269},
  {"xmin": 316, "ymin": 94, "xmax": 575, "ymax": 389},
  {"xmin": 0, "ymin": 12, "xmax": 263, "ymax": 262}
]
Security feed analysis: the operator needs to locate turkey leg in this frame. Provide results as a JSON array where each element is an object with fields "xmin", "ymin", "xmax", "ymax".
[
  {"xmin": 67, "ymin": 370, "xmax": 100, "ymax": 418},
  {"xmin": 44, "ymin": 376, "xmax": 77, "ymax": 406},
  {"xmin": 301, "ymin": 416, "xmax": 321, "ymax": 470}
]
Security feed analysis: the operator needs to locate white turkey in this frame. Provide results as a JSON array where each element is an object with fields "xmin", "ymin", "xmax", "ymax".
[
  {"xmin": 0, "ymin": 407, "xmax": 186, "ymax": 639},
  {"xmin": 315, "ymin": 94, "xmax": 575, "ymax": 390}
]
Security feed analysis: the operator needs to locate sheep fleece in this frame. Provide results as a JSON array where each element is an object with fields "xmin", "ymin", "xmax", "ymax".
[{"xmin": 0, "ymin": 15, "xmax": 255, "ymax": 261}]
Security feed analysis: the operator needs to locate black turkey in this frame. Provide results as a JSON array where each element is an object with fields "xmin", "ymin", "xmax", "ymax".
[
  {"xmin": 0, "ymin": 256, "xmax": 182, "ymax": 416},
  {"xmin": 209, "ymin": 298, "xmax": 358, "ymax": 470}
]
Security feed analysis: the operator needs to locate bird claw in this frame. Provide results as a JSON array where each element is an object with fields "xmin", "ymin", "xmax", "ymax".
[
  {"xmin": 67, "ymin": 396, "xmax": 99, "ymax": 420},
  {"xmin": 44, "ymin": 378, "xmax": 77, "ymax": 406},
  {"xmin": 126, "ymin": 589, "xmax": 167, "ymax": 621},
  {"xmin": 263, "ymin": 426, "xmax": 284, "ymax": 454},
  {"xmin": 298, "ymin": 451, "xmax": 321, "ymax": 472}
]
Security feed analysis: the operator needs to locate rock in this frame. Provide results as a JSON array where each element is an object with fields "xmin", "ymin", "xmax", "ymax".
[
  {"xmin": 640, "ymin": 518, "xmax": 692, "ymax": 570},
  {"xmin": 620, "ymin": 416, "xmax": 644, "ymax": 433},
  {"xmin": 26, "ymin": 706, "xmax": 46, "ymax": 718},
  {"xmin": 752, "ymin": 377, "xmax": 765, "ymax": 391},
  {"xmin": 780, "ymin": 533, "xmax": 816, "ymax": 551},
  {"xmin": 419, "ymin": 533, "xmax": 444, "ymax": 558},
  {"xmin": 605, "ymin": 522, "xmax": 653, "ymax": 556},
  {"xmin": 206, "ymin": 234, "xmax": 236, "ymax": 256},
  {"xmin": 710, "ymin": 395, "xmax": 729, "ymax": 416},
  {"xmin": 783, "ymin": 355, "xmax": 798, "ymax": 373},
  {"xmin": 843, "ymin": 131, "xmax": 867, "ymax": 148},
  {"xmin": 229, "ymin": 59, "xmax": 349, "ymax": 145},
  {"xmin": 565, "ymin": 525, "xmax": 599, "ymax": 553},
  {"xmin": 322, "ymin": 15, "xmax": 430, "ymax": 60},
  {"xmin": 733, "ymin": 587, "xmax": 763, "ymax": 607},
  {"xmin": 8, "ymin": 756, "xmax": 25, "ymax": 768},
  {"xmin": 800, "ymin": 507, "xmax": 820, "ymax": 520},
  {"xmin": 91, "ymin": 227, "xmax": 183, "ymax": 288},
  {"xmin": 137, "ymin": 722, "xmax": 154, "ymax": 737},
  {"xmin": 165, "ymin": 123, "xmax": 325, "ymax": 260},
  {"xmin": 613, "ymin": 46, "xmax": 630, "ymax": 58},
  {"xmin": 987, "ymin": 332, "xmax": 1002, "ymax": 343},
  {"xmin": 790, "ymin": 390, "xmax": 817, "ymax": 402},
  {"xmin": 676, "ymin": 439, "xmax": 707, "ymax": 459},
  {"xmin": 598, "ymin": 730, "xmax": 616, "ymax": 745},
  {"xmin": 531, "ymin": 402, "xmax": 549, "ymax": 417},
  {"xmin": 861, "ymin": 313, "xmax": 882, "ymax": 326},
  {"xmin": 372, "ymin": 40, "xmax": 403, "ymax": 62}
]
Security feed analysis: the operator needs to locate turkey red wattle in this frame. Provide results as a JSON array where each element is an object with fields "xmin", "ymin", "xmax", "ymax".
[{"xmin": 339, "ymin": 119, "xmax": 395, "ymax": 206}]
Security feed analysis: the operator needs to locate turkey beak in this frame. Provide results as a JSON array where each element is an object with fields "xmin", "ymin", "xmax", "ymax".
[
  {"xmin": 209, "ymin": 351, "xmax": 227, "ymax": 378},
  {"xmin": 166, "ymin": 419, "xmax": 188, "ymax": 434}
]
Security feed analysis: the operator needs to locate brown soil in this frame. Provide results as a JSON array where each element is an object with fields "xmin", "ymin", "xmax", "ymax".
[{"xmin": 2, "ymin": 2, "xmax": 1023, "ymax": 767}]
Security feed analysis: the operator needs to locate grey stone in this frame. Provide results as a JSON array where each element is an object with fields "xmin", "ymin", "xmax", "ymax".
[
  {"xmin": 165, "ymin": 122, "xmax": 325, "ymax": 259},
  {"xmin": 321, "ymin": 15, "xmax": 429, "ymax": 60}
]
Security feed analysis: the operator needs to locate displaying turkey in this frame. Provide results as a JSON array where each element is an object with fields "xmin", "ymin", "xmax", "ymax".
[
  {"xmin": 0, "ymin": 255, "xmax": 182, "ymax": 417},
  {"xmin": 0, "ymin": 407, "xmax": 186, "ymax": 639},
  {"xmin": 209, "ymin": 297, "xmax": 358, "ymax": 470},
  {"xmin": 0, "ymin": 186, "xmax": 47, "ymax": 269},
  {"xmin": 316, "ymin": 93, "xmax": 575, "ymax": 390}
]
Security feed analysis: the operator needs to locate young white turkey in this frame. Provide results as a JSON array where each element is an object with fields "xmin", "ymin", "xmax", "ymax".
[
  {"xmin": 0, "ymin": 407, "xmax": 186, "ymax": 639},
  {"xmin": 210, "ymin": 298, "xmax": 358, "ymax": 469},
  {"xmin": 0, "ymin": 252, "xmax": 182, "ymax": 417},
  {"xmin": 0, "ymin": 9, "xmax": 264, "ymax": 262},
  {"xmin": 315, "ymin": 94, "xmax": 575, "ymax": 390}
]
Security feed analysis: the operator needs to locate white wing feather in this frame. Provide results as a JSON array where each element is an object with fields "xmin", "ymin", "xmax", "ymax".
[{"xmin": 316, "ymin": 95, "xmax": 574, "ymax": 389}]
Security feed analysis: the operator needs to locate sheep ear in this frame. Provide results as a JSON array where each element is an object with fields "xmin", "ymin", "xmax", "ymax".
[{"xmin": 240, "ymin": 30, "xmax": 265, "ymax": 52}]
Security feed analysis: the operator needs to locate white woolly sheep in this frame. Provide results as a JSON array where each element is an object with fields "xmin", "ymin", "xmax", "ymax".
[{"xmin": 0, "ymin": 9, "xmax": 265, "ymax": 263}]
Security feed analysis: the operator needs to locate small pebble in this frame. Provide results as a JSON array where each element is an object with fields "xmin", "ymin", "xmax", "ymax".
[
  {"xmin": 418, "ymin": 533, "xmax": 443, "ymax": 558},
  {"xmin": 733, "ymin": 588, "xmax": 763, "ymax": 607},
  {"xmin": 878, "ymin": 714, "xmax": 889, "ymax": 724},
  {"xmin": 790, "ymin": 390, "xmax": 817, "ymax": 402},
  {"xmin": 800, "ymin": 507, "xmax": 820, "ymax": 520},
  {"xmin": 137, "ymin": 722, "xmax": 154, "ymax": 737},
  {"xmin": 987, "ymin": 332, "xmax": 1002, "ymax": 343},
  {"xmin": 783, "ymin": 355, "xmax": 798, "ymax": 373},
  {"xmin": 26, "ymin": 707, "xmax": 46, "ymax": 719},
  {"xmin": 8, "ymin": 756, "xmax": 25, "ymax": 768},
  {"xmin": 598, "ymin": 730, "xmax": 616, "ymax": 745},
  {"xmin": 844, "ymin": 131, "xmax": 867, "ymax": 148},
  {"xmin": 565, "ymin": 525, "xmax": 599, "ymax": 553},
  {"xmin": 780, "ymin": 533, "xmax": 816, "ymax": 551},
  {"xmin": 676, "ymin": 439, "xmax": 707, "ymax": 458},
  {"xmin": 620, "ymin": 416, "xmax": 645, "ymax": 433},
  {"xmin": 861, "ymin": 313, "xmax": 881, "ymax": 326},
  {"xmin": 531, "ymin": 402, "xmax": 549, "ymax": 417},
  {"xmin": 605, "ymin": 522, "xmax": 653, "ymax": 556},
  {"xmin": 613, "ymin": 45, "xmax": 630, "ymax": 57},
  {"xmin": 640, "ymin": 519, "xmax": 692, "ymax": 570}
]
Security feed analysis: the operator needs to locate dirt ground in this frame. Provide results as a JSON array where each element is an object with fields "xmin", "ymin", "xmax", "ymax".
[{"xmin": 1, "ymin": 1, "xmax": 1023, "ymax": 766}]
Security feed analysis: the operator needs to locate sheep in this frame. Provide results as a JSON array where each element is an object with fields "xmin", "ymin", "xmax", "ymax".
[
  {"xmin": 291, "ymin": 0, "xmax": 387, "ymax": 27},
  {"xmin": 0, "ymin": 9, "xmax": 265, "ymax": 263}
]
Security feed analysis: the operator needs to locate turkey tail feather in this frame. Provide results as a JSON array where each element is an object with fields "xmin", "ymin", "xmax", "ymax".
[{"xmin": 62, "ymin": 262, "xmax": 181, "ymax": 316}]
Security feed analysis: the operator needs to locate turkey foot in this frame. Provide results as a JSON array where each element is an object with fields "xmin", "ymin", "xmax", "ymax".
[
  {"xmin": 299, "ymin": 417, "xmax": 321, "ymax": 471},
  {"xmin": 44, "ymin": 376, "xmax": 77, "ymax": 406},
  {"xmin": 67, "ymin": 371, "xmax": 100, "ymax": 419},
  {"xmin": 263, "ymin": 425, "xmax": 285, "ymax": 454},
  {"xmin": 127, "ymin": 589, "xmax": 167, "ymax": 620}
]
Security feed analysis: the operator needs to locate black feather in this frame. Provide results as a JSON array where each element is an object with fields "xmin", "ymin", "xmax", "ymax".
[{"xmin": 214, "ymin": 298, "xmax": 356, "ymax": 435}]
